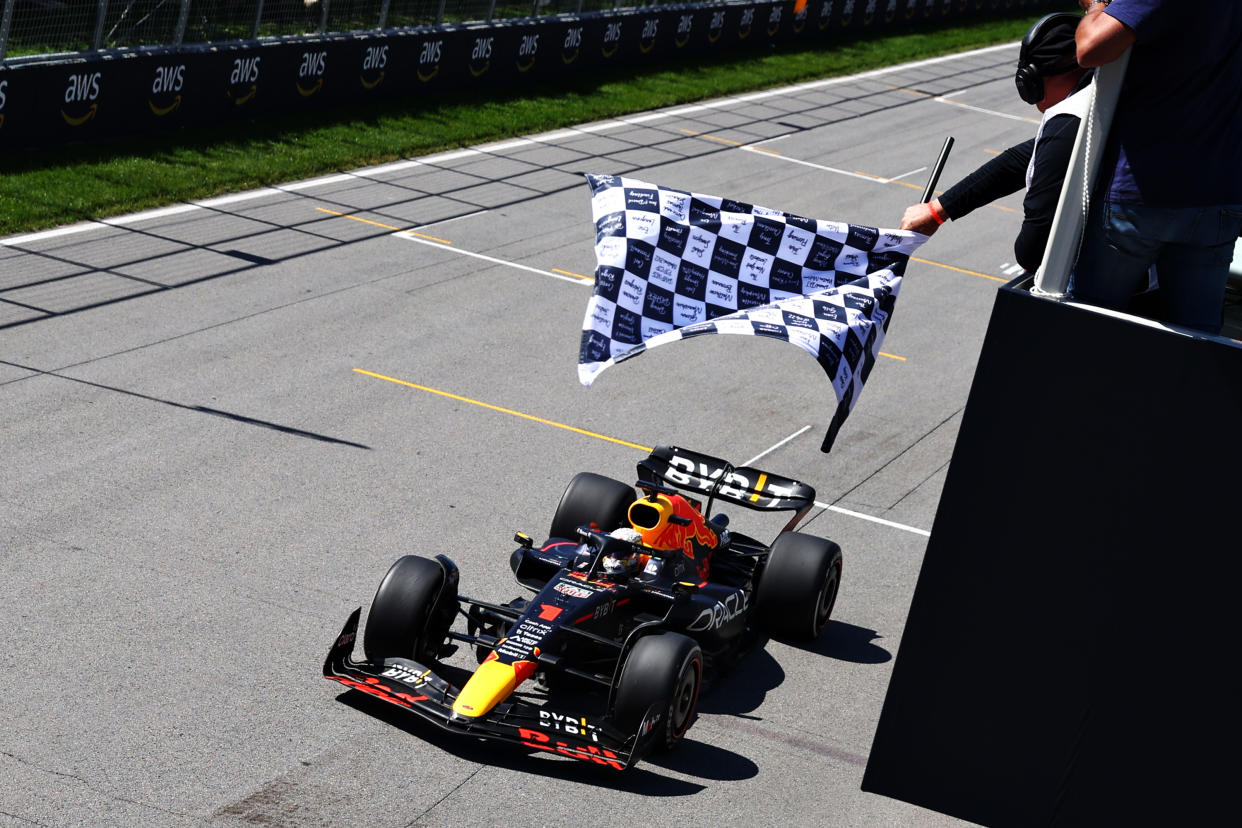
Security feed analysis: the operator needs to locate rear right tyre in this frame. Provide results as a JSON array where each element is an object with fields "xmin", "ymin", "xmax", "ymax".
[{"xmin": 754, "ymin": 532, "xmax": 843, "ymax": 641}]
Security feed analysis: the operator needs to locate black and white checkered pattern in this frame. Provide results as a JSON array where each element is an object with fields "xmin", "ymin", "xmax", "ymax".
[{"xmin": 578, "ymin": 174, "xmax": 926, "ymax": 452}]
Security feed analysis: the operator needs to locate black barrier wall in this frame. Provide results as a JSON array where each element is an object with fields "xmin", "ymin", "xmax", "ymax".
[
  {"xmin": 0, "ymin": 0, "xmax": 1065, "ymax": 148},
  {"xmin": 861, "ymin": 280, "xmax": 1241, "ymax": 825}
]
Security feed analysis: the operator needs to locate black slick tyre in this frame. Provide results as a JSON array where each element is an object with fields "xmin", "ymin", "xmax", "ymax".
[
  {"xmin": 614, "ymin": 632, "xmax": 703, "ymax": 752},
  {"xmin": 754, "ymin": 532, "xmax": 843, "ymax": 641},
  {"xmin": 548, "ymin": 472, "xmax": 636, "ymax": 540},
  {"xmin": 363, "ymin": 555, "xmax": 450, "ymax": 664}
]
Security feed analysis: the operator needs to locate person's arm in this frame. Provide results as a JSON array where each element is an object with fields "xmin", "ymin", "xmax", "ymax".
[
  {"xmin": 1015, "ymin": 115, "xmax": 1078, "ymax": 272},
  {"xmin": 899, "ymin": 139, "xmax": 1034, "ymax": 234},
  {"xmin": 1076, "ymin": 0, "xmax": 1137, "ymax": 67}
]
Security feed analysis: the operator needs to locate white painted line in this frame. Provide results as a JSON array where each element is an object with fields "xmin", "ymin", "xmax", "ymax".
[
  {"xmin": 932, "ymin": 95, "xmax": 1038, "ymax": 124},
  {"xmin": 884, "ymin": 166, "xmax": 928, "ymax": 184},
  {"xmin": 1004, "ymin": 263, "xmax": 1024, "ymax": 276},
  {"xmin": 748, "ymin": 134, "xmax": 793, "ymax": 149},
  {"xmin": 816, "ymin": 501, "xmax": 931, "ymax": 537},
  {"xmin": 740, "ymin": 146, "xmax": 884, "ymax": 183},
  {"xmin": 389, "ymin": 231, "xmax": 587, "ymax": 285},
  {"xmin": 744, "ymin": 425, "xmax": 812, "ymax": 467},
  {"xmin": 420, "ymin": 210, "xmax": 490, "ymax": 229}
]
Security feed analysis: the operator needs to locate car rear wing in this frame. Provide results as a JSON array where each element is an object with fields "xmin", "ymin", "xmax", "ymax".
[{"xmin": 636, "ymin": 445, "xmax": 816, "ymax": 531}]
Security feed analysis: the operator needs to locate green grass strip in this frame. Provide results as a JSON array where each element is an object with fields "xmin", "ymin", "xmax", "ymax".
[{"xmin": 0, "ymin": 15, "xmax": 1045, "ymax": 236}]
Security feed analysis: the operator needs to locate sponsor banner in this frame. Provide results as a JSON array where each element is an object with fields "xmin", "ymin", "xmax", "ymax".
[{"xmin": 0, "ymin": 0, "xmax": 1065, "ymax": 148}]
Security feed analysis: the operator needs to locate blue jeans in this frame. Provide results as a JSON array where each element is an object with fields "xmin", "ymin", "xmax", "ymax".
[{"xmin": 1072, "ymin": 201, "xmax": 1242, "ymax": 333}]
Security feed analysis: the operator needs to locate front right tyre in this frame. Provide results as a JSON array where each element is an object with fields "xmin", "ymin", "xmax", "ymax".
[{"xmin": 363, "ymin": 555, "xmax": 454, "ymax": 664}]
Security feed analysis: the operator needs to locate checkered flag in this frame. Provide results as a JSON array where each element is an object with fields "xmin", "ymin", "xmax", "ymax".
[{"xmin": 578, "ymin": 174, "xmax": 926, "ymax": 452}]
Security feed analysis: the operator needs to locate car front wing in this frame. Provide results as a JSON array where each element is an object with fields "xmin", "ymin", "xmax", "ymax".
[{"xmin": 323, "ymin": 608, "xmax": 656, "ymax": 770}]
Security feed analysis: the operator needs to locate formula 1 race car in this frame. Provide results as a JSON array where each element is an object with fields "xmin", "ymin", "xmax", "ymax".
[{"xmin": 324, "ymin": 445, "xmax": 842, "ymax": 770}]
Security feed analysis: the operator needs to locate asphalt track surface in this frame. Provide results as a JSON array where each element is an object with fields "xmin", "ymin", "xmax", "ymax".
[{"xmin": 1, "ymin": 43, "xmax": 1040, "ymax": 826}]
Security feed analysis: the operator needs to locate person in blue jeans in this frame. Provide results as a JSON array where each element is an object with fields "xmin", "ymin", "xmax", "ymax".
[{"xmin": 1072, "ymin": 0, "xmax": 1242, "ymax": 333}]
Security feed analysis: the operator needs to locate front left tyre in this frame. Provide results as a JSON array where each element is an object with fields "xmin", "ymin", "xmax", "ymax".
[{"xmin": 548, "ymin": 472, "xmax": 636, "ymax": 540}]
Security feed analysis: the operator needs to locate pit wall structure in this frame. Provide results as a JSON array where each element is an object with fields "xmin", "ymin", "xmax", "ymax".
[{"xmin": 0, "ymin": 0, "xmax": 1064, "ymax": 148}]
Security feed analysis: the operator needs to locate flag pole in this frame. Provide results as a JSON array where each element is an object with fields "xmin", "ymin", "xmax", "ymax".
[{"xmin": 920, "ymin": 136, "xmax": 954, "ymax": 204}]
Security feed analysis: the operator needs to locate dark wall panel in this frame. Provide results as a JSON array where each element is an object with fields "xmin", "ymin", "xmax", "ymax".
[{"xmin": 862, "ymin": 282, "xmax": 1241, "ymax": 826}]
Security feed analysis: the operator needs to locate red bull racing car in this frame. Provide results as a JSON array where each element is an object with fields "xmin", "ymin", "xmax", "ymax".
[{"xmin": 324, "ymin": 445, "xmax": 842, "ymax": 770}]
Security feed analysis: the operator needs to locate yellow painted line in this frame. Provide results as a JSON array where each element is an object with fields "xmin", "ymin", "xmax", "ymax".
[
  {"xmin": 879, "ymin": 352, "xmax": 906, "ymax": 362},
  {"xmin": 886, "ymin": 84, "xmax": 932, "ymax": 99},
  {"xmin": 316, "ymin": 207, "xmax": 452, "ymax": 244},
  {"xmin": 552, "ymin": 268, "xmax": 594, "ymax": 282},
  {"xmin": 911, "ymin": 256, "xmax": 1007, "ymax": 283},
  {"xmin": 354, "ymin": 369, "xmax": 653, "ymax": 452},
  {"xmin": 748, "ymin": 146, "xmax": 782, "ymax": 155},
  {"xmin": 680, "ymin": 129, "xmax": 744, "ymax": 147}
]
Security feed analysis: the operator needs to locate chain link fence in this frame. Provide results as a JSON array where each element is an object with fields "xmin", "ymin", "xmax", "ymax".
[{"xmin": 0, "ymin": 0, "xmax": 650, "ymax": 59}]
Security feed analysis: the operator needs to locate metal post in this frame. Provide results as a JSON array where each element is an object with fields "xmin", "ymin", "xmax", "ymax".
[
  {"xmin": 93, "ymin": 0, "xmax": 110, "ymax": 51},
  {"xmin": 435, "ymin": 0, "xmax": 447, "ymax": 26},
  {"xmin": 173, "ymin": 0, "xmax": 191, "ymax": 45},
  {"xmin": 486, "ymin": 0, "xmax": 498, "ymax": 22},
  {"xmin": 378, "ymin": 0, "xmax": 392, "ymax": 29},
  {"xmin": 252, "ymin": 1, "xmax": 265, "ymax": 39},
  {"xmin": 920, "ymin": 136, "xmax": 954, "ymax": 205},
  {"xmin": 0, "ymin": 0, "xmax": 15, "ymax": 61},
  {"xmin": 1032, "ymin": 52, "xmax": 1131, "ymax": 299},
  {"xmin": 319, "ymin": 0, "xmax": 330, "ymax": 34}
]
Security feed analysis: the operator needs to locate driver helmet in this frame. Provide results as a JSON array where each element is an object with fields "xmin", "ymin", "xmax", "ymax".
[{"xmin": 602, "ymin": 527, "xmax": 642, "ymax": 575}]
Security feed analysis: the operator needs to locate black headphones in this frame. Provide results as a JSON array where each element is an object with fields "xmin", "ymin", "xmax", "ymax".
[{"xmin": 1014, "ymin": 12, "xmax": 1082, "ymax": 105}]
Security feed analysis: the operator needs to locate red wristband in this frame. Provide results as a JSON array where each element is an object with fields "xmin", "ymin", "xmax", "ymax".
[{"xmin": 928, "ymin": 200, "xmax": 947, "ymax": 225}]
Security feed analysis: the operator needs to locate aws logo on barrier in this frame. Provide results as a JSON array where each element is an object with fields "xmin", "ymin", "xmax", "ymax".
[
  {"xmin": 149, "ymin": 64, "xmax": 185, "ymax": 116},
  {"xmin": 361, "ymin": 44, "xmax": 388, "ymax": 90},
  {"xmin": 675, "ymin": 14, "xmax": 693, "ymax": 48},
  {"xmin": 516, "ymin": 33, "xmax": 538, "ymax": 73},
  {"xmin": 469, "ymin": 36, "xmax": 493, "ymax": 77},
  {"xmin": 707, "ymin": 10, "xmax": 726, "ymax": 44},
  {"xmin": 602, "ymin": 21, "xmax": 621, "ymax": 59},
  {"xmin": 62, "ymin": 71, "xmax": 101, "ymax": 126},
  {"xmin": 228, "ymin": 56, "xmax": 260, "ymax": 106},
  {"xmin": 418, "ymin": 40, "xmax": 443, "ymax": 82},
  {"xmin": 737, "ymin": 6, "xmax": 756, "ymax": 40},
  {"xmin": 562, "ymin": 26, "xmax": 582, "ymax": 64},
  {"xmin": 818, "ymin": 1, "xmax": 835, "ymax": 31},
  {"xmin": 840, "ymin": 0, "xmax": 855, "ymax": 26},
  {"xmin": 766, "ymin": 4, "xmax": 782, "ymax": 36},
  {"xmin": 861, "ymin": 0, "xmax": 878, "ymax": 26},
  {"xmin": 639, "ymin": 18, "xmax": 659, "ymax": 54},
  {"xmin": 298, "ymin": 51, "xmax": 327, "ymax": 96}
]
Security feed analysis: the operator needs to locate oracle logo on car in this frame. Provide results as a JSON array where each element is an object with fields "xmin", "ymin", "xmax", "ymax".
[{"xmin": 687, "ymin": 590, "xmax": 748, "ymax": 631}]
